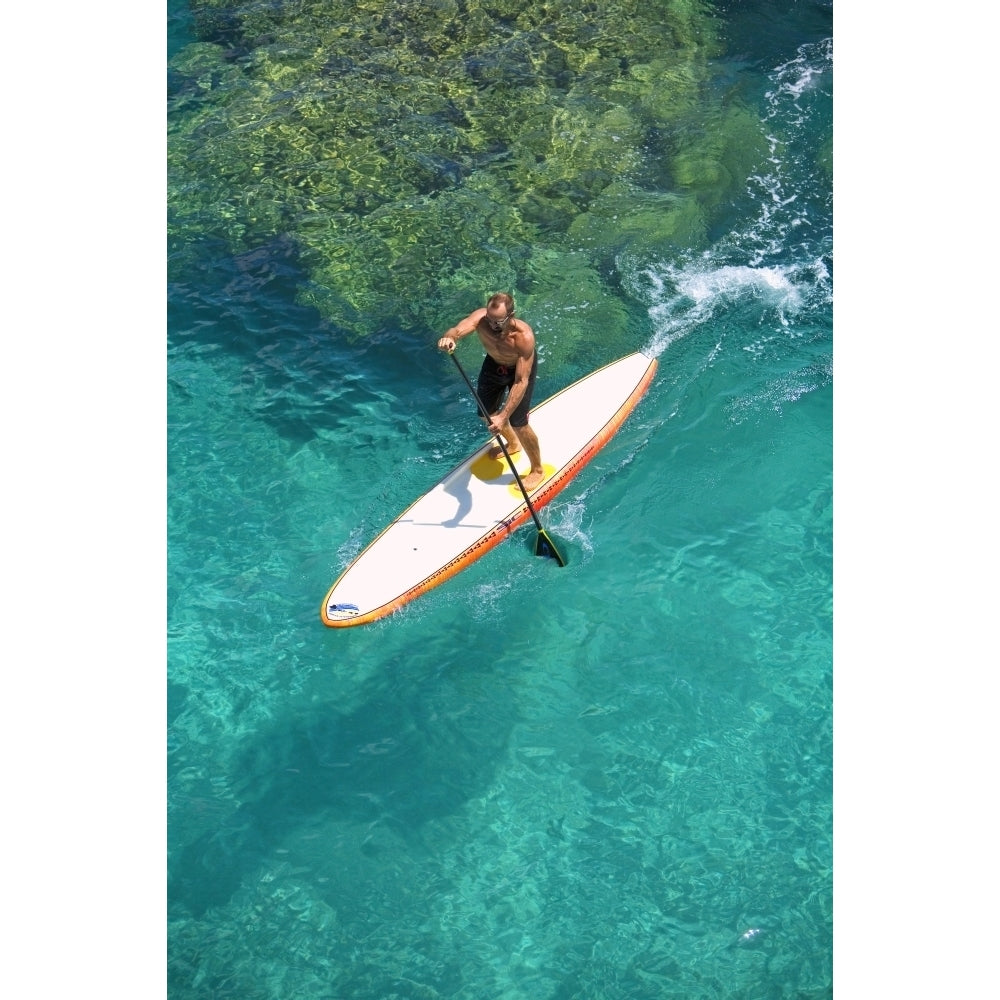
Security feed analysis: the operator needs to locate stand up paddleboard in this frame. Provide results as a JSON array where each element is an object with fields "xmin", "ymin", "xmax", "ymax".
[{"xmin": 321, "ymin": 351, "xmax": 657, "ymax": 627}]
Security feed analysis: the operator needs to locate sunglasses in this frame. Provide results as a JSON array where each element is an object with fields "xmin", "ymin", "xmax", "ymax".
[{"xmin": 486, "ymin": 312, "xmax": 512, "ymax": 332}]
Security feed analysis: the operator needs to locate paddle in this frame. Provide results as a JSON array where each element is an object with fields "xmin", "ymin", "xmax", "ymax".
[{"xmin": 448, "ymin": 350, "xmax": 567, "ymax": 567}]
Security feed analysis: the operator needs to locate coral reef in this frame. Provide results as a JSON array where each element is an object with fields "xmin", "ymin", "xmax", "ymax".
[{"xmin": 169, "ymin": 0, "xmax": 763, "ymax": 339}]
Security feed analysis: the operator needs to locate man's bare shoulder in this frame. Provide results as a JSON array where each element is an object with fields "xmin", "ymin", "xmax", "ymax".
[
  {"xmin": 454, "ymin": 307, "xmax": 487, "ymax": 334},
  {"xmin": 513, "ymin": 320, "xmax": 536, "ymax": 353}
]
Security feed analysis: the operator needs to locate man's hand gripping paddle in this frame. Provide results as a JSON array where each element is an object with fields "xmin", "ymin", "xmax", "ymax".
[{"xmin": 448, "ymin": 350, "xmax": 566, "ymax": 567}]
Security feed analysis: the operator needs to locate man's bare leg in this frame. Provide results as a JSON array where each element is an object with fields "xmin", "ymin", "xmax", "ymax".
[{"xmin": 512, "ymin": 423, "xmax": 545, "ymax": 491}]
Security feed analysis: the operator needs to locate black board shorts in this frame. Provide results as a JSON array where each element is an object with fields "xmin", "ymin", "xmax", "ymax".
[{"xmin": 477, "ymin": 353, "xmax": 537, "ymax": 427}]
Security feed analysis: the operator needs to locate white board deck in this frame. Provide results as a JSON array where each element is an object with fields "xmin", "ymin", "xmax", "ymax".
[{"xmin": 321, "ymin": 351, "xmax": 657, "ymax": 627}]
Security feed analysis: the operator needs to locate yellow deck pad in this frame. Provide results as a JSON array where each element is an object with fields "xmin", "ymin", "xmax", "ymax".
[{"xmin": 508, "ymin": 464, "xmax": 557, "ymax": 497}]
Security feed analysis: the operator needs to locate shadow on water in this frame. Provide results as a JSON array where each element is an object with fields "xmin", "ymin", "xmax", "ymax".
[{"xmin": 168, "ymin": 676, "xmax": 516, "ymax": 919}]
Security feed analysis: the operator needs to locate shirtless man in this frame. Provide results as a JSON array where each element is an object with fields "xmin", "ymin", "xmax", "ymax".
[{"xmin": 437, "ymin": 292, "xmax": 546, "ymax": 491}]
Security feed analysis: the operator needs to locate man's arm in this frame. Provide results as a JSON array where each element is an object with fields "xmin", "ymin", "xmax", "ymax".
[
  {"xmin": 496, "ymin": 330, "xmax": 535, "ymax": 421},
  {"xmin": 438, "ymin": 309, "xmax": 485, "ymax": 350}
]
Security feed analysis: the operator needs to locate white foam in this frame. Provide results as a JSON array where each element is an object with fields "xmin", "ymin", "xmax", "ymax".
[
  {"xmin": 767, "ymin": 37, "xmax": 833, "ymax": 105},
  {"xmin": 631, "ymin": 38, "xmax": 832, "ymax": 360},
  {"xmin": 635, "ymin": 258, "xmax": 811, "ymax": 358}
]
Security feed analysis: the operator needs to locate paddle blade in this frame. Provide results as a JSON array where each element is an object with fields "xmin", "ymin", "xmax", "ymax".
[{"xmin": 535, "ymin": 529, "xmax": 567, "ymax": 567}]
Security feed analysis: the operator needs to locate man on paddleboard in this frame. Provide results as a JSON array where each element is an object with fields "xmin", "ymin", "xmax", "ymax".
[{"xmin": 437, "ymin": 292, "xmax": 546, "ymax": 491}]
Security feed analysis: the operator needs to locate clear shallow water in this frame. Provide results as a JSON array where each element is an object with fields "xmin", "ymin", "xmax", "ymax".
[{"xmin": 168, "ymin": 5, "xmax": 831, "ymax": 998}]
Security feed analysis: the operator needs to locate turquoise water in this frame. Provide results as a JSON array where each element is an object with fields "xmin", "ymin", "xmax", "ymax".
[{"xmin": 168, "ymin": 3, "xmax": 832, "ymax": 998}]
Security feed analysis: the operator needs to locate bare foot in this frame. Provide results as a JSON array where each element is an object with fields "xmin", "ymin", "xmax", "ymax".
[
  {"xmin": 521, "ymin": 468, "xmax": 546, "ymax": 491},
  {"xmin": 489, "ymin": 443, "xmax": 521, "ymax": 460}
]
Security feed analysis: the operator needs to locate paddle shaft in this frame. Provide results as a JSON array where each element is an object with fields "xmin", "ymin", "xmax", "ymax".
[{"xmin": 448, "ymin": 351, "xmax": 547, "ymax": 534}]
